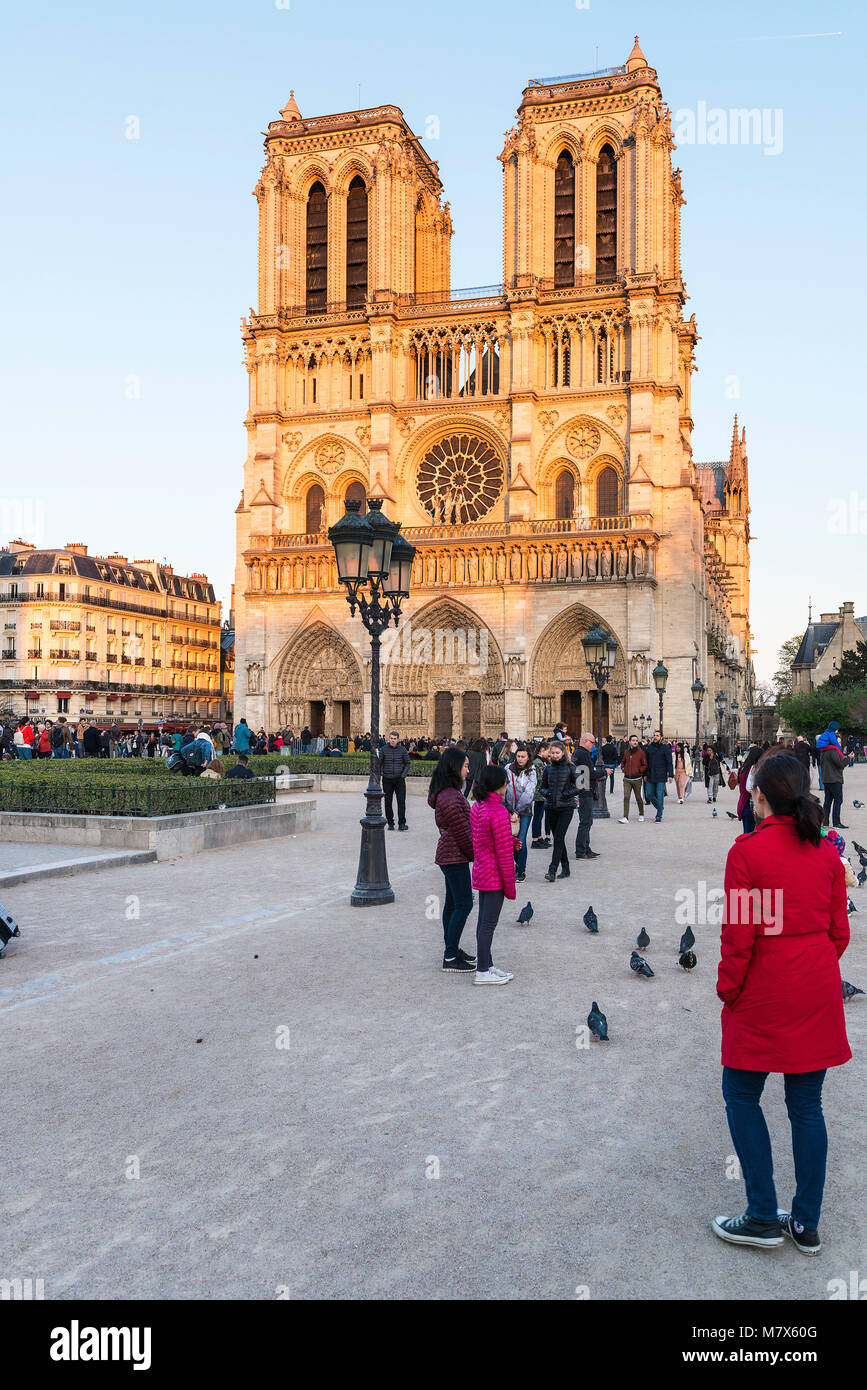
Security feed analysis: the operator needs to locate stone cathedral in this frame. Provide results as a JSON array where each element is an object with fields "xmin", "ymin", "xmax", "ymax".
[{"xmin": 234, "ymin": 38, "xmax": 753, "ymax": 743}]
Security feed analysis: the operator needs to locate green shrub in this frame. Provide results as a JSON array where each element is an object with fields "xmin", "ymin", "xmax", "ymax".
[
  {"xmin": 255, "ymin": 754, "xmax": 437, "ymax": 777},
  {"xmin": 0, "ymin": 772, "xmax": 275, "ymax": 817}
]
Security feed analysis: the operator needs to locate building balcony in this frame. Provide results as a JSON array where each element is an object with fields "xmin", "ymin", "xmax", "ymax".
[
  {"xmin": 106, "ymin": 654, "xmax": 118, "ymax": 664},
  {"xmin": 50, "ymin": 649, "xmax": 79, "ymax": 661},
  {"xmin": 51, "ymin": 620, "xmax": 80, "ymax": 631},
  {"xmin": 85, "ymin": 651, "xmax": 97, "ymax": 662},
  {"xmin": 255, "ymin": 513, "xmax": 656, "ymax": 552},
  {"xmin": 86, "ymin": 624, "xmax": 96, "ymax": 632},
  {"xmin": 134, "ymin": 657, "xmax": 145, "ymax": 665},
  {"xmin": 106, "ymin": 626, "xmax": 117, "ymax": 635},
  {"xmin": 2, "ymin": 649, "xmax": 15, "ymax": 660},
  {"xmin": 120, "ymin": 655, "xmax": 132, "ymax": 665},
  {"xmin": 27, "ymin": 648, "xmax": 42, "ymax": 659}
]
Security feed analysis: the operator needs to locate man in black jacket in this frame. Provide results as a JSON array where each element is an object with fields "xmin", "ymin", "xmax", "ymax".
[
  {"xmin": 644, "ymin": 730, "xmax": 674, "ymax": 822},
  {"xmin": 572, "ymin": 732, "xmax": 602, "ymax": 859},
  {"xmin": 378, "ymin": 730, "xmax": 411, "ymax": 830}
]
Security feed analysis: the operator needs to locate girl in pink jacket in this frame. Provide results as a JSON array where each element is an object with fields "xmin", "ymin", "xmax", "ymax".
[{"xmin": 470, "ymin": 765, "xmax": 517, "ymax": 985}]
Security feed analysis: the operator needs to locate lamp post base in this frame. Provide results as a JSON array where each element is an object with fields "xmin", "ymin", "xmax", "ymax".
[
  {"xmin": 592, "ymin": 776, "xmax": 611, "ymax": 819},
  {"xmin": 350, "ymin": 776, "xmax": 395, "ymax": 907}
]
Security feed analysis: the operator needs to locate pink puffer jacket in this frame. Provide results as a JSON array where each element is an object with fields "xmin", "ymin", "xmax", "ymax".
[{"xmin": 470, "ymin": 795, "xmax": 516, "ymax": 898}]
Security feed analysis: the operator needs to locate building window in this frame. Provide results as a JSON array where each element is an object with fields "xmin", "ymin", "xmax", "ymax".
[
  {"xmin": 595, "ymin": 145, "xmax": 617, "ymax": 283},
  {"xmin": 596, "ymin": 466, "xmax": 619, "ymax": 516},
  {"xmin": 306, "ymin": 483, "xmax": 326, "ymax": 534},
  {"xmin": 35, "ymin": 582, "xmax": 44, "ymax": 598},
  {"xmin": 346, "ymin": 176, "xmax": 368, "ymax": 308},
  {"xmin": 345, "ymin": 481, "xmax": 367, "ymax": 515},
  {"xmin": 554, "ymin": 151, "xmax": 575, "ymax": 288},
  {"xmin": 306, "ymin": 182, "xmax": 328, "ymax": 313},
  {"xmin": 57, "ymin": 697, "xmax": 69, "ymax": 713},
  {"xmin": 555, "ymin": 470, "xmax": 575, "ymax": 520}
]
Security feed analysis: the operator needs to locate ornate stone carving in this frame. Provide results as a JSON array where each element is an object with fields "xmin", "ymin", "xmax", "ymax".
[
  {"xmin": 283, "ymin": 431, "xmax": 303, "ymax": 450},
  {"xmin": 607, "ymin": 405, "xmax": 626, "ymax": 427},
  {"xmin": 315, "ymin": 440, "xmax": 345, "ymax": 474},
  {"xmin": 566, "ymin": 422, "xmax": 601, "ymax": 460},
  {"xmin": 355, "ymin": 425, "xmax": 371, "ymax": 446},
  {"xmin": 507, "ymin": 655, "xmax": 525, "ymax": 689},
  {"xmin": 600, "ymin": 546, "xmax": 613, "ymax": 581},
  {"xmin": 615, "ymin": 542, "xmax": 628, "ymax": 578},
  {"xmin": 630, "ymin": 652, "xmax": 648, "ymax": 686},
  {"xmin": 632, "ymin": 541, "xmax": 647, "ymax": 578},
  {"xmin": 539, "ymin": 410, "xmax": 559, "ymax": 433},
  {"xmin": 246, "ymin": 661, "xmax": 262, "ymax": 693},
  {"xmin": 397, "ymin": 415, "xmax": 415, "ymax": 438}
]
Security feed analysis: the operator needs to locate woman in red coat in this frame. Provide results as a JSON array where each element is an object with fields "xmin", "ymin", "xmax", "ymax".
[
  {"xmin": 428, "ymin": 747, "xmax": 475, "ymax": 974},
  {"xmin": 713, "ymin": 753, "xmax": 850, "ymax": 1255},
  {"xmin": 469, "ymin": 765, "xmax": 516, "ymax": 986}
]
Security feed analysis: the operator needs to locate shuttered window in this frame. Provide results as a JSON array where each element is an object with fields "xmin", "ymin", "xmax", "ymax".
[
  {"xmin": 596, "ymin": 466, "xmax": 619, "ymax": 516},
  {"xmin": 554, "ymin": 152, "xmax": 575, "ymax": 288},
  {"xmin": 306, "ymin": 182, "xmax": 328, "ymax": 312},
  {"xmin": 595, "ymin": 146, "xmax": 617, "ymax": 283},
  {"xmin": 346, "ymin": 177, "xmax": 368, "ymax": 308}
]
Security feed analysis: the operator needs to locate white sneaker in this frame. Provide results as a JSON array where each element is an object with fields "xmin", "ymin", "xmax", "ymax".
[
  {"xmin": 474, "ymin": 969, "xmax": 511, "ymax": 985},
  {"xmin": 490, "ymin": 966, "xmax": 514, "ymax": 981},
  {"xmin": 618, "ymin": 816, "xmax": 629, "ymax": 824},
  {"xmin": 638, "ymin": 815, "xmax": 645, "ymax": 823}
]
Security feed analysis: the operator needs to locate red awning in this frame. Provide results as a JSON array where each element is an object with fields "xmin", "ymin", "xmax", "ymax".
[
  {"xmin": 85, "ymin": 692, "xmax": 98, "ymax": 700},
  {"xmin": 106, "ymin": 694, "xmax": 118, "ymax": 702},
  {"xmin": 25, "ymin": 691, "xmax": 39, "ymax": 699},
  {"xmin": 56, "ymin": 691, "xmax": 72, "ymax": 698},
  {"xmin": 120, "ymin": 694, "xmax": 133, "ymax": 701}
]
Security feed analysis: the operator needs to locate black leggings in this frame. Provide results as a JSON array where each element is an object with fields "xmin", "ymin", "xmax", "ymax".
[
  {"xmin": 548, "ymin": 806, "xmax": 574, "ymax": 875},
  {"xmin": 476, "ymin": 889, "xmax": 505, "ymax": 972}
]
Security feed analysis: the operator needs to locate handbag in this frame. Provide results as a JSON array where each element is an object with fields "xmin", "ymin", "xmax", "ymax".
[{"xmin": 727, "ymin": 770, "xmax": 738, "ymax": 791}]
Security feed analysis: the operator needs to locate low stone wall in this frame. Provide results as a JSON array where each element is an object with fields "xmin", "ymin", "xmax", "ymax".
[
  {"xmin": 0, "ymin": 798, "xmax": 316, "ymax": 861},
  {"xmin": 277, "ymin": 772, "xmax": 431, "ymax": 796}
]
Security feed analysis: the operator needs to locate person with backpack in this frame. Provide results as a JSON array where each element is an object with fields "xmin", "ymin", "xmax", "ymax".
[
  {"xmin": 428, "ymin": 747, "xmax": 476, "ymax": 974},
  {"xmin": 50, "ymin": 718, "xmax": 68, "ymax": 757},
  {"xmin": 540, "ymin": 740, "xmax": 579, "ymax": 881},
  {"xmin": 819, "ymin": 737, "xmax": 847, "ymax": 830},
  {"xmin": 231, "ymin": 718, "xmax": 254, "ymax": 755},
  {"xmin": 470, "ymin": 765, "xmax": 516, "ymax": 986}
]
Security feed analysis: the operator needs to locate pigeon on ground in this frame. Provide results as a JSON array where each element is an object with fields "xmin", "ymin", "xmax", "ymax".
[
  {"xmin": 587, "ymin": 1001, "xmax": 609, "ymax": 1041},
  {"xmin": 679, "ymin": 926, "xmax": 696, "ymax": 955},
  {"xmin": 847, "ymin": 897, "xmax": 858, "ymax": 914},
  {"xmin": 858, "ymin": 851, "xmax": 867, "ymax": 868},
  {"xmin": 517, "ymin": 902, "xmax": 534, "ymax": 925},
  {"xmin": 726, "ymin": 811, "xmax": 737, "ymax": 820},
  {"xmin": 858, "ymin": 867, "xmax": 867, "ymax": 888},
  {"xmin": 678, "ymin": 949, "xmax": 697, "ymax": 971},
  {"xmin": 842, "ymin": 980, "xmax": 865, "ymax": 1002},
  {"xmin": 712, "ymin": 807, "xmax": 718, "ymax": 818},
  {"xmin": 583, "ymin": 906, "xmax": 599, "ymax": 934},
  {"xmin": 853, "ymin": 841, "xmax": 867, "ymax": 857},
  {"xmin": 630, "ymin": 950, "xmax": 654, "ymax": 978},
  {"xmin": 636, "ymin": 926, "xmax": 650, "ymax": 950},
  {"xmin": 854, "ymin": 800, "xmax": 864, "ymax": 809}
]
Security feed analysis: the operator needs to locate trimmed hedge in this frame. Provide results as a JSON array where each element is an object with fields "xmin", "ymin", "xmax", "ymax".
[
  {"xmin": 258, "ymin": 754, "xmax": 437, "ymax": 778},
  {"xmin": 0, "ymin": 772, "xmax": 276, "ymax": 817}
]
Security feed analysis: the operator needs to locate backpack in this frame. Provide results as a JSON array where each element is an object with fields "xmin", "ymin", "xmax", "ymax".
[
  {"xmin": 50, "ymin": 724, "xmax": 65, "ymax": 748},
  {"xmin": 181, "ymin": 741, "xmax": 206, "ymax": 768}
]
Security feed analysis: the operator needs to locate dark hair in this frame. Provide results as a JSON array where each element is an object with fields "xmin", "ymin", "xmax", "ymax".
[
  {"xmin": 512, "ymin": 745, "xmax": 532, "ymax": 767},
  {"xmin": 429, "ymin": 746, "xmax": 468, "ymax": 799},
  {"xmin": 754, "ymin": 752, "xmax": 823, "ymax": 846},
  {"xmin": 470, "ymin": 737, "xmax": 488, "ymax": 753},
  {"xmin": 472, "ymin": 763, "xmax": 507, "ymax": 802},
  {"xmin": 238, "ymin": 754, "xmax": 249, "ymax": 765},
  {"xmin": 740, "ymin": 744, "xmax": 763, "ymax": 779}
]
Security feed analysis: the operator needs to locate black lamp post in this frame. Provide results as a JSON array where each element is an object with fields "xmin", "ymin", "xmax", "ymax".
[
  {"xmin": 581, "ymin": 623, "xmax": 617, "ymax": 819},
  {"xmin": 632, "ymin": 712, "xmax": 652, "ymax": 738},
  {"xmin": 714, "ymin": 690, "xmax": 727, "ymax": 752},
  {"xmin": 730, "ymin": 698, "xmax": 740, "ymax": 752},
  {"xmin": 328, "ymin": 498, "xmax": 415, "ymax": 907},
  {"xmin": 652, "ymin": 659, "xmax": 668, "ymax": 738},
  {"xmin": 690, "ymin": 678, "xmax": 705, "ymax": 780}
]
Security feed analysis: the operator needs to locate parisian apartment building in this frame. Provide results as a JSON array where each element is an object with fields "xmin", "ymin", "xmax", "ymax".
[{"xmin": 0, "ymin": 541, "xmax": 223, "ymax": 724}]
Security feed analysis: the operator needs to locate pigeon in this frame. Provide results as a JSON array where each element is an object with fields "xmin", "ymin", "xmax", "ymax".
[
  {"xmin": 853, "ymin": 841, "xmax": 867, "ymax": 857},
  {"xmin": 842, "ymin": 980, "xmax": 865, "ymax": 1002},
  {"xmin": 583, "ymin": 906, "xmax": 599, "ymax": 934},
  {"xmin": 679, "ymin": 926, "xmax": 696, "ymax": 955},
  {"xmin": 726, "ymin": 811, "xmax": 737, "ymax": 820},
  {"xmin": 712, "ymin": 807, "xmax": 718, "ymax": 818},
  {"xmin": 858, "ymin": 867, "xmax": 867, "ymax": 888},
  {"xmin": 847, "ymin": 897, "xmax": 858, "ymax": 914},
  {"xmin": 636, "ymin": 926, "xmax": 650, "ymax": 950},
  {"xmin": 587, "ymin": 1001, "xmax": 609, "ymax": 1041},
  {"xmin": 854, "ymin": 800, "xmax": 864, "ymax": 809},
  {"xmin": 517, "ymin": 902, "xmax": 534, "ymax": 925},
  {"xmin": 858, "ymin": 852, "xmax": 867, "ymax": 868},
  {"xmin": 630, "ymin": 950, "xmax": 654, "ymax": 978},
  {"xmin": 678, "ymin": 949, "xmax": 697, "ymax": 971}
]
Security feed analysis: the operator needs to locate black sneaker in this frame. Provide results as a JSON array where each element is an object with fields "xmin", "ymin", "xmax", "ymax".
[
  {"xmin": 532, "ymin": 838, "xmax": 551, "ymax": 848},
  {"xmin": 398, "ymin": 824, "xmax": 409, "ymax": 832},
  {"xmin": 386, "ymin": 824, "xmax": 395, "ymax": 831},
  {"xmin": 777, "ymin": 1211, "xmax": 822, "ymax": 1255},
  {"xmin": 544, "ymin": 871, "xmax": 556, "ymax": 882},
  {"xmin": 583, "ymin": 849, "xmax": 600, "ymax": 859},
  {"xmin": 574, "ymin": 850, "xmax": 587, "ymax": 860},
  {"xmin": 442, "ymin": 956, "xmax": 474, "ymax": 972},
  {"xmin": 457, "ymin": 947, "xmax": 476, "ymax": 965},
  {"xmin": 557, "ymin": 868, "xmax": 570, "ymax": 879},
  {"xmin": 516, "ymin": 870, "xmax": 526, "ymax": 882},
  {"xmin": 711, "ymin": 1212, "xmax": 784, "ymax": 1248}
]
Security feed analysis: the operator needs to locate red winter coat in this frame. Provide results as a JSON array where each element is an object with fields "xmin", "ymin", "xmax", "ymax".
[
  {"xmin": 428, "ymin": 787, "xmax": 473, "ymax": 866},
  {"xmin": 470, "ymin": 795, "xmax": 516, "ymax": 899},
  {"xmin": 718, "ymin": 815, "xmax": 851, "ymax": 1073}
]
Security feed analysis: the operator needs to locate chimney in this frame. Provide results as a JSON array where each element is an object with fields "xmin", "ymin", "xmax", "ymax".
[
  {"xmin": 8, "ymin": 539, "xmax": 35, "ymax": 553},
  {"xmin": 106, "ymin": 552, "xmax": 128, "ymax": 565},
  {"xmin": 65, "ymin": 543, "xmax": 88, "ymax": 555}
]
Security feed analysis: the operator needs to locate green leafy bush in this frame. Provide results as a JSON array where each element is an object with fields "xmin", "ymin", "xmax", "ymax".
[
  {"xmin": 252, "ymin": 754, "xmax": 437, "ymax": 778},
  {"xmin": 0, "ymin": 772, "xmax": 275, "ymax": 817}
]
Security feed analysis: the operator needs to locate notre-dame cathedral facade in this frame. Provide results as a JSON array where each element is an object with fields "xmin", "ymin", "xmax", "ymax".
[{"xmin": 234, "ymin": 37, "xmax": 753, "ymax": 743}]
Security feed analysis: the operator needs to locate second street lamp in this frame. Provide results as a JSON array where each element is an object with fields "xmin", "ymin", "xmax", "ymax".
[
  {"xmin": 328, "ymin": 498, "xmax": 415, "ymax": 907},
  {"xmin": 652, "ymin": 659, "xmax": 668, "ymax": 738},
  {"xmin": 581, "ymin": 623, "xmax": 617, "ymax": 819},
  {"xmin": 690, "ymin": 678, "xmax": 705, "ymax": 781}
]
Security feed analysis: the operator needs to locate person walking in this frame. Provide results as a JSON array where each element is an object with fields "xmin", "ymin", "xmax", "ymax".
[
  {"xmin": 231, "ymin": 717, "xmax": 255, "ymax": 755},
  {"xmin": 600, "ymin": 734, "xmax": 619, "ymax": 794},
  {"xmin": 540, "ymin": 740, "xmax": 579, "ymax": 881},
  {"xmin": 378, "ymin": 730, "xmax": 411, "ymax": 831},
  {"xmin": 644, "ymin": 730, "xmax": 674, "ymax": 822},
  {"xmin": 712, "ymin": 752, "xmax": 850, "ymax": 1254},
  {"xmin": 572, "ymin": 731, "xmax": 600, "ymax": 860},
  {"xmin": 464, "ymin": 738, "xmax": 489, "ymax": 799},
  {"xmin": 428, "ymin": 747, "xmax": 476, "ymax": 974},
  {"xmin": 619, "ymin": 734, "xmax": 648, "ymax": 823},
  {"xmin": 819, "ymin": 737, "xmax": 847, "ymax": 830},
  {"xmin": 704, "ymin": 745, "xmax": 723, "ymax": 804},
  {"xmin": 469, "ymin": 765, "xmax": 516, "ymax": 985},
  {"xmin": 505, "ymin": 744, "xmax": 536, "ymax": 883},
  {"xmin": 673, "ymin": 741, "xmax": 692, "ymax": 803},
  {"xmin": 530, "ymin": 741, "xmax": 551, "ymax": 848}
]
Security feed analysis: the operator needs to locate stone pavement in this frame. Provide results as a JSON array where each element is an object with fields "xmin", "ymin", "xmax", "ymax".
[
  {"xmin": 0, "ymin": 842, "xmax": 156, "ymax": 889},
  {"xmin": 1, "ymin": 768, "xmax": 865, "ymax": 1300}
]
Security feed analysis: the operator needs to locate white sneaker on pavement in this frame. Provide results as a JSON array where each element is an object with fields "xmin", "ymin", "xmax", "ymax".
[
  {"xmin": 490, "ymin": 966, "xmax": 514, "ymax": 981},
  {"xmin": 638, "ymin": 815, "xmax": 645, "ymax": 822},
  {"xmin": 474, "ymin": 969, "xmax": 511, "ymax": 985},
  {"xmin": 618, "ymin": 816, "xmax": 629, "ymax": 824}
]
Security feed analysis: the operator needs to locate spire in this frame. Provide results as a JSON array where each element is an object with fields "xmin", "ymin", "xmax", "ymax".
[
  {"xmin": 280, "ymin": 90, "xmax": 302, "ymax": 122},
  {"xmin": 808, "ymin": 595, "xmax": 813, "ymax": 625},
  {"xmin": 729, "ymin": 413, "xmax": 739, "ymax": 459},
  {"xmin": 626, "ymin": 35, "xmax": 648, "ymax": 71}
]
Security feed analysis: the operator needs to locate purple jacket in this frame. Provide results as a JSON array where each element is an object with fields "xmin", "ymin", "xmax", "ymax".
[{"xmin": 470, "ymin": 795, "xmax": 516, "ymax": 898}]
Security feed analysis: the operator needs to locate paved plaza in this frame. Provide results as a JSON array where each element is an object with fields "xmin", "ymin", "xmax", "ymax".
[{"xmin": 2, "ymin": 771, "xmax": 866, "ymax": 1301}]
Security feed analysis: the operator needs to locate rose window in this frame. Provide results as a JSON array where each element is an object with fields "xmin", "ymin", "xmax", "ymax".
[{"xmin": 416, "ymin": 433, "xmax": 504, "ymax": 523}]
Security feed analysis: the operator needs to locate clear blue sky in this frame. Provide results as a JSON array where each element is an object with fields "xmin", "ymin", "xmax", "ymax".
[{"xmin": 2, "ymin": 0, "xmax": 864, "ymax": 681}]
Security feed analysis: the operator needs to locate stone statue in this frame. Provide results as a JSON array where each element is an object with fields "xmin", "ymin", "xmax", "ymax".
[
  {"xmin": 510, "ymin": 549, "xmax": 522, "ymax": 582},
  {"xmin": 469, "ymin": 551, "xmax": 479, "ymax": 584},
  {"xmin": 316, "ymin": 501, "xmax": 327, "ymax": 532},
  {"xmin": 507, "ymin": 656, "xmax": 524, "ymax": 689},
  {"xmin": 630, "ymin": 653, "xmax": 647, "ymax": 686},
  {"xmin": 527, "ymin": 549, "xmax": 538, "ymax": 581},
  {"xmin": 441, "ymin": 550, "xmax": 451, "ymax": 583},
  {"xmin": 633, "ymin": 542, "xmax": 646, "ymax": 578},
  {"xmin": 496, "ymin": 550, "xmax": 506, "ymax": 584},
  {"xmin": 616, "ymin": 543, "xmax": 628, "ymax": 579},
  {"xmin": 425, "ymin": 551, "xmax": 437, "ymax": 585},
  {"xmin": 541, "ymin": 549, "xmax": 552, "ymax": 581},
  {"xmin": 556, "ymin": 548, "xmax": 568, "ymax": 581},
  {"xmin": 455, "ymin": 552, "xmax": 465, "ymax": 584},
  {"xmin": 246, "ymin": 661, "xmax": 262, "ymax": 694},
  {"xmin": 571, "ymin": 547, "xmax": 583, "ymax": 580},
  {"xmin": 601, "ymin": 547, "xmax": 612, "ymax": 581},
  {"xmin": 293, "ymin": 559, "xmax": 303, "ymax": 589},
  {"xmin": 482, "ymin": 551, "xmax": 493, "ymax": 584},
  {"xmin": 586, "ymin": 546, "xmax": 598, "ymax": 579}
]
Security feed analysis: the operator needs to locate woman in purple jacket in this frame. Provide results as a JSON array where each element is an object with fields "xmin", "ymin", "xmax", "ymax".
[
  {"xmin": 428, "ymin": 748, "xmax": 476, "ymax": 973},
  {"xmin": 470, "ymin": 765, "xmax": 517, "ymax": 986}
]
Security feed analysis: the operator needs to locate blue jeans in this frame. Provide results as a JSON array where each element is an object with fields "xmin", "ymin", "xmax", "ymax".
[
  {"xmin": 440, "ymin": 862, "xmax": 473, "ymax": 958},
  {"xmin": 16, "ymin": 746, "xmax": 32, "ymax": 759},
  {"xmin": 515, "ymin": 813, "xmax": 531, "ymax": 873},
  {"xmin": 646, "ymin": 780, "xmax": 666, "ymax": 820},
  {"xmin": 722, "ymin": 1067, "xmax": 828, "ymax": 1229},
  {"xmin": 741, "ymin": 800, "xmax": 756, "ymax": 834},
  {"xmin": 531, "ymin": 802, "xmax": 547, "ymax": 839},
  {"xmin": 605, "ymin": 768, "xmax": 615, "ymax": 792}
]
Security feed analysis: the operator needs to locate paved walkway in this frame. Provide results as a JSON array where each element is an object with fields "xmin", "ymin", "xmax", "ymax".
[
  {"xmin": 1, "ymin": 768, "xmax": 865, "ymax": 1299},
  {"xmin": 0, "ymin": 843, "xmax": 156, "ymax": 888}
]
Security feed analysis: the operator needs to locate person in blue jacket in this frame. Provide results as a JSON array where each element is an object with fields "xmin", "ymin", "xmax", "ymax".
[
  {"xmin": 231, "ymin": 718, "xmax": 254, "ymax": 754},
  {"xmin": 644, "ymin": 730, "xmax": 674, "ymax": 822}
]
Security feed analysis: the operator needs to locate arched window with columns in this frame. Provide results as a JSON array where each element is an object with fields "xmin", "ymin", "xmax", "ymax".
[
  {"xmin": 345, "ymin": 481, "xmax": 367, "ymax": 515},
  {"xmin": 346, "ymin": 176, "xmax": 368, "ymax": 308},
  {"xmin": 595, "ymin": 145, "xmax": 617, "ymax": 283},
  {"xmin": 596, "ymin": 465, "xmax": 619, "ymax": 516},
  {"xmin": 306, "ymin": 182, "xmax": 328, "ymax": 312},
  {"xmin": 305, "ymin": 483, "xmax": 326, "ymax": 534},
  {"xmin": 554, "ymin": 469, "xmax": 574, "ymax": 520},
  {"xmin": 554, "ymin": 151, "xmax": 575, "ymax": 288}
]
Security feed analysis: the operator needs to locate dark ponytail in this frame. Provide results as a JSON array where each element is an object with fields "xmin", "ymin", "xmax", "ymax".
[
  {"xmin": 754, "ymin": 752, "xmax": 823, "ymax": 846},
  {"xmin": 472, "ymin": 764, "xmax": 507, "ymax": 802}
]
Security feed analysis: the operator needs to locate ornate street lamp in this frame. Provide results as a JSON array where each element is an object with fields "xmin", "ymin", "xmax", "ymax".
[
  {"xmin": 581, "ymin": 623, "xmax": 617, "ymax": 819},
  {"xmin": 714, "ymin": 690, "xmax": 727, "ymax": 751},
  {"xmin": 328, "ymin": 498, "xmax": 415, "ymax": 907},
  {"xmin": 730, "ymin": 699, "xmax": 740, "ymax": 750},
  {"xmin": 690, "ymin": 678, "xmax": 705, "ymax": 780},
  {"xmin": 632, "ymin": 712, "xmax": 652, "ymax": 738},
  {"xmin": 652, "ymin": 659, "xmax": 668, "ymax": 738}
]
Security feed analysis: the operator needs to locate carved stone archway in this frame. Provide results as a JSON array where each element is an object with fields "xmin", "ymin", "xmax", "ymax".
[
  {"xmin": 273, "ymin": 621, "xmax": 363, "ymax": 735},
  {"xmin": 529, "ymin": 602, "xmax": 628, "ymax": 737},
  {"xmin": 384, "ymin": 597, "xmax": 506, "ymax": 739}
]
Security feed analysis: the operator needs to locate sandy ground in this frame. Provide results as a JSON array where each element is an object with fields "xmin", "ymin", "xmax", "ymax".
[{"xmin": 1, "ymin": 767, "xmax": 865, "ymax": 1300}]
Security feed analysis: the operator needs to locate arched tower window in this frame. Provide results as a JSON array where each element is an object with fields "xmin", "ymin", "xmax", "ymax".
[
  {"xmin": 554, "ymin": 152, "xmax": 575, "ymax": 288},
  {"xmin": 345, "ymin": 481, "xmax": 367, "ymax": 515},
  {"xmin": 554, "ymin": 470, "xmax": 574, "ymax": 520},
  {"xmin": 305, "ymin": 483, "xmax": 325, "ymax": 535},
  {"xmin": 595, "ymin": 145, "xmax": 617, "ymax": 284},
  {"xmin": 346, "ymin": 176, "xmax": 368, "ymax": 309},
  {"xmin": 596, "ymin": 466, "xmax": 619, "ymax": 517},
  {"xmin": 306, "ymin": 182, "xmax": 328, "ymax": 313}
]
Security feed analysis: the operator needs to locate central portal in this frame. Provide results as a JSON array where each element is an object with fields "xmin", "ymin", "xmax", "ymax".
[{"xmin": 560, "ymin": 690, "xmax": 582, "ymax": 737}]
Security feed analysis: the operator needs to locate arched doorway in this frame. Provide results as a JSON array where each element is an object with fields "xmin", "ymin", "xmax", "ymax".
[
  {"xmin": 384, "ymin": 597, "xmax": 505, "ymax": 740},
  {"xmin": 529, "ymin": 603, "xmax": 626, "ymax": 739},
  {"xmin": 434, "ymin": 691, "xmax": 453, "ymax": 738},
  {"xmin": 345, "ymin": 480, "xmax": 367, "ymax": 515},
  {"xmin": 274, "ymin": 622, "xmax": 363, "ymax": 735},
  {"xmin": 462, "ymin": 690, "xmax": 481, "ymax": 739},
  {"xmin": 306, "ymin": 483, "xmax": 326, "ymax": 534}
]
